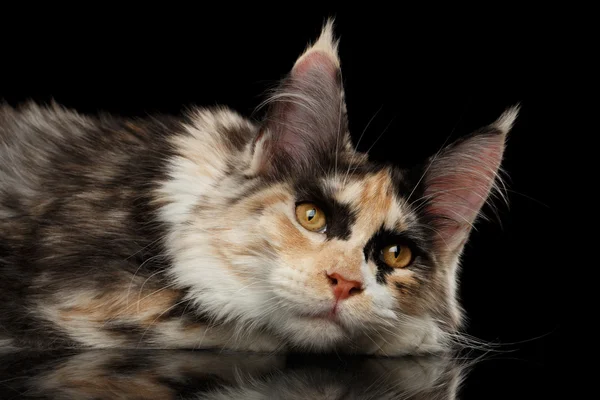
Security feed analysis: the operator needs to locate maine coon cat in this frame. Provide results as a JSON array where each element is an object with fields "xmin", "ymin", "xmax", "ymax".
[{"xmin": 0, "ymin": 20, "xmax": 518, "ymax": 355}]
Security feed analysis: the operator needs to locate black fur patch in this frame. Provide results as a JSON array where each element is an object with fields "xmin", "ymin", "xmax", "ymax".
[
  {"xmin": 363, "ymin": 227, "xmax": 431, "ymax": 284},
  {"xmin": 293, "ymin": 178, "xmax": 355, "ymax": 240}
]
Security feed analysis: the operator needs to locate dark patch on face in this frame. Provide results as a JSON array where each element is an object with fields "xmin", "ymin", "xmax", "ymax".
[
  {"xmin": 390, "ymin": 165, "xmax": 424, "ymax": 201},
  {"xmin": 376, "ymin": 264, "xmax": 395, "ymax": 285},
  {"xmin": 364, "ymin": 227, "xmax": 431, "ymax": 284},
  {"xmin": 293, "ymin": 178, "xmax": 355, "ymax": 240}
]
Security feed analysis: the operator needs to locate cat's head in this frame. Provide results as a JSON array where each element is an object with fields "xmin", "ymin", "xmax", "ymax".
[{"xmin": 163, "ymin": 19, "xmax": 518, "ymax": 354}]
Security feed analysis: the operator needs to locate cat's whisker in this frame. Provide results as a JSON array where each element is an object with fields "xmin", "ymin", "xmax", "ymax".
[
  {"xmin": 416, "ymin": 224, "xmax": 451, "ymax": 250},
  {"xmin": 505, "ymin": 188, "xmax": 549, "ymax": 208},
  {"xmin": 125, "ymin": 253, "xmax": 165, "ymax": 309},
  {"xmin": 230, "ymin": 281, "xmax": 268, "ymax": 296},
  {"xmin": 362, "ymin": 327, "xmax": 385, "ymax": 354},
  {"xmin": 360, "ymin": 116, "xmax": 396, "ymax": 161},
  {"xmin": 136, "ymin": 277, "xmax": 176, "ymax": 314},
  {"xmin": 404, "ymin": 104, "xmax": 471, "ymax": 207},
  {"xmin": 135, "ymin": 298, "xmax": 190, "ymax": 348},
  {"xmin": 100, "ymin": 282, "xmax": 178, "ymax": 330},
  {"xmin": 342, "ymin": 106, "xmax": 383, "ymax": 186},
  {"xmin": 334, "ymin": 74, "xmax": 344, "ymax": 180},
  {"xmin": 409, "ymin": 187, "xmax": 503, "ymax": 227},
  {"xmin": 257, "ymin": 92, "xmax": 321, "ymax": 116},
  {"xmin": 177, "ymin": 299, "xmax": 191, "ymax": 322}
]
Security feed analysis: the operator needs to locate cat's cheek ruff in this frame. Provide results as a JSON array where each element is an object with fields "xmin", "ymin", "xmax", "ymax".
[
  {"xmin": 164, "ymin": 228, "xmax": 273, "ymax": 325},
  {"xmin": 157, "ymin": 111, "xmax": 252, "ymax": 227},
  {"xmin": 157, "ymin": 147, "xmax": 274, "ymax": 331}
]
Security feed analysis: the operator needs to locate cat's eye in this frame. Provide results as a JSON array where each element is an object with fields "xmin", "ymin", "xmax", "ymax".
[
  {"xmin": 295, "ymin": 203, "xmax": 327, "ymax": 233},
  {"xmin": 380, "ymin": 244, "xmax": 413, "ymax": 269}
]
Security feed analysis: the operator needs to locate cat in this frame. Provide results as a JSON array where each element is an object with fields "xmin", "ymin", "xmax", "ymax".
[{"xmin": 0, "ymin": 19, "xmax": 518, "ymax": 355}]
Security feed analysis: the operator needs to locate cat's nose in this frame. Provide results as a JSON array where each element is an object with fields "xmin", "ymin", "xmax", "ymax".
[{"xmin": 326, "ymin": 272, "xmax": 363, "ymax": 301}]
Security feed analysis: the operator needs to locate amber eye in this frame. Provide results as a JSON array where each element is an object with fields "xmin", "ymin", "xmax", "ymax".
[
  {"xmin": 295, "ymin": 203, "xmax": 327, "ymax": 232},
  {"xmin": 381, "ymin": 244, "xmax": 413, "ymax": 268}
]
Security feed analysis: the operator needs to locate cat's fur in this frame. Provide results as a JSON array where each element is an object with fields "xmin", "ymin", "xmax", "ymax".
[{"xmin": 0, "ymin": 20, "xmax": 518, "ymax": 355}]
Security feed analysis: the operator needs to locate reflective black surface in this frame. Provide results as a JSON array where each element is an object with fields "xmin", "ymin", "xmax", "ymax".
[{"xmin": 0, "ymin": 346, "xmax": 558, "ymax": 399}]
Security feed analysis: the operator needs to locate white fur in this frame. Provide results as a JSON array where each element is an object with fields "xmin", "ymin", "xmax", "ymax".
[{"xmin": 493, "ymin": 104, "xmax": 520, "ymax": 134}]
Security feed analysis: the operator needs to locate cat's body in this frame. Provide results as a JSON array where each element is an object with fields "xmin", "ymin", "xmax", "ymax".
[{"xmin": 0, "ymin": 21, "xmax": 518, "ymax": 355}]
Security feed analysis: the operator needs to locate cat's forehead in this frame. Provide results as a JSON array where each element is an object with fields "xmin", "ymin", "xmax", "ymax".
[{"xmin": 320, "ymin": 168, "xmax": 416, "ymax": 238}]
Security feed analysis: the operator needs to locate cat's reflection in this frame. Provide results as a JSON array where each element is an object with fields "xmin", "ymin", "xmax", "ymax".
[{"xmin": 0, "ymin": 350, "xmax": 464, "ymax": 399}]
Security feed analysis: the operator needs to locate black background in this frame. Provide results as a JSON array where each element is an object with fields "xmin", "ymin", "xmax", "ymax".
[{"xmin": 2, "ymin": 8, "xmax": 562, "ymax": 398}]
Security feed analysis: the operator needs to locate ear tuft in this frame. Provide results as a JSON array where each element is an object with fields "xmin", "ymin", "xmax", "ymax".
[
  {"xmin": 491, "ymin": 104, "xmax": 520, "ymax": 134},
  {"xmin": 293, "ymin": 18, "xmax": 340, "ymax": 74}
]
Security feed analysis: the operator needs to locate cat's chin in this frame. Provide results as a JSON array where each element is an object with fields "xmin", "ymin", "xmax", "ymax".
[{"xmin": 279, "ymin": 314, "xmax": 348, "ymax": 351}]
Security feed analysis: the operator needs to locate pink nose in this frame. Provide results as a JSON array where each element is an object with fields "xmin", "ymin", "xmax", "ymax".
[{"xmin": 327, "ymin": 272, "xmax": 363, "ymax": 300}]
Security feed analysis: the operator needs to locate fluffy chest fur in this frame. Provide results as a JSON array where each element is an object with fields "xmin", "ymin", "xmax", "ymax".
[{"xmin": 0, "ymin": 20, "xmax": 517, "ymax": 355}]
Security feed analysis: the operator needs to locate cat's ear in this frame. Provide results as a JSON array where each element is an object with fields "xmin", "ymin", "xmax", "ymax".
[
  {"xmin": 419, "ymin": 106, "xmax": 520, "ymax": 257},
  {"xmin": 247, "ymin": 19, "xmax": 351, "ymax": 177}
]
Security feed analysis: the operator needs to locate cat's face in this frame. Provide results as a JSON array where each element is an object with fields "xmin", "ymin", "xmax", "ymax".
[
  {"xmin": 162, "ymin": 20, "xmax": 518, "ymax": 354},
  {"xmin": 218, "ymin": 168, "xmax": 450, "ymax": 351}
]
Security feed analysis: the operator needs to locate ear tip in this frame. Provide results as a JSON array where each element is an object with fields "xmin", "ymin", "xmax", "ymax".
[
  {"xmin": 492, "ymin": 103, "xmax": 521, "ymax": 134},
  {"xmin": 315, "ymin": 17, "xmax": 341, "ymax": 54},
  {"xmin": 292, "ymin": 17, "xmax": 341, "ymax": 73},
  {"xmin": 322, "ymin": 17, "xmax": 337, "ymax": 36}
]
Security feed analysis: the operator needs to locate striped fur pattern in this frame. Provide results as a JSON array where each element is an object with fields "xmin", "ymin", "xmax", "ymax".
[{"xmin": 0, "ymin": 20, "xmax": 518, "ymax": 354}]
